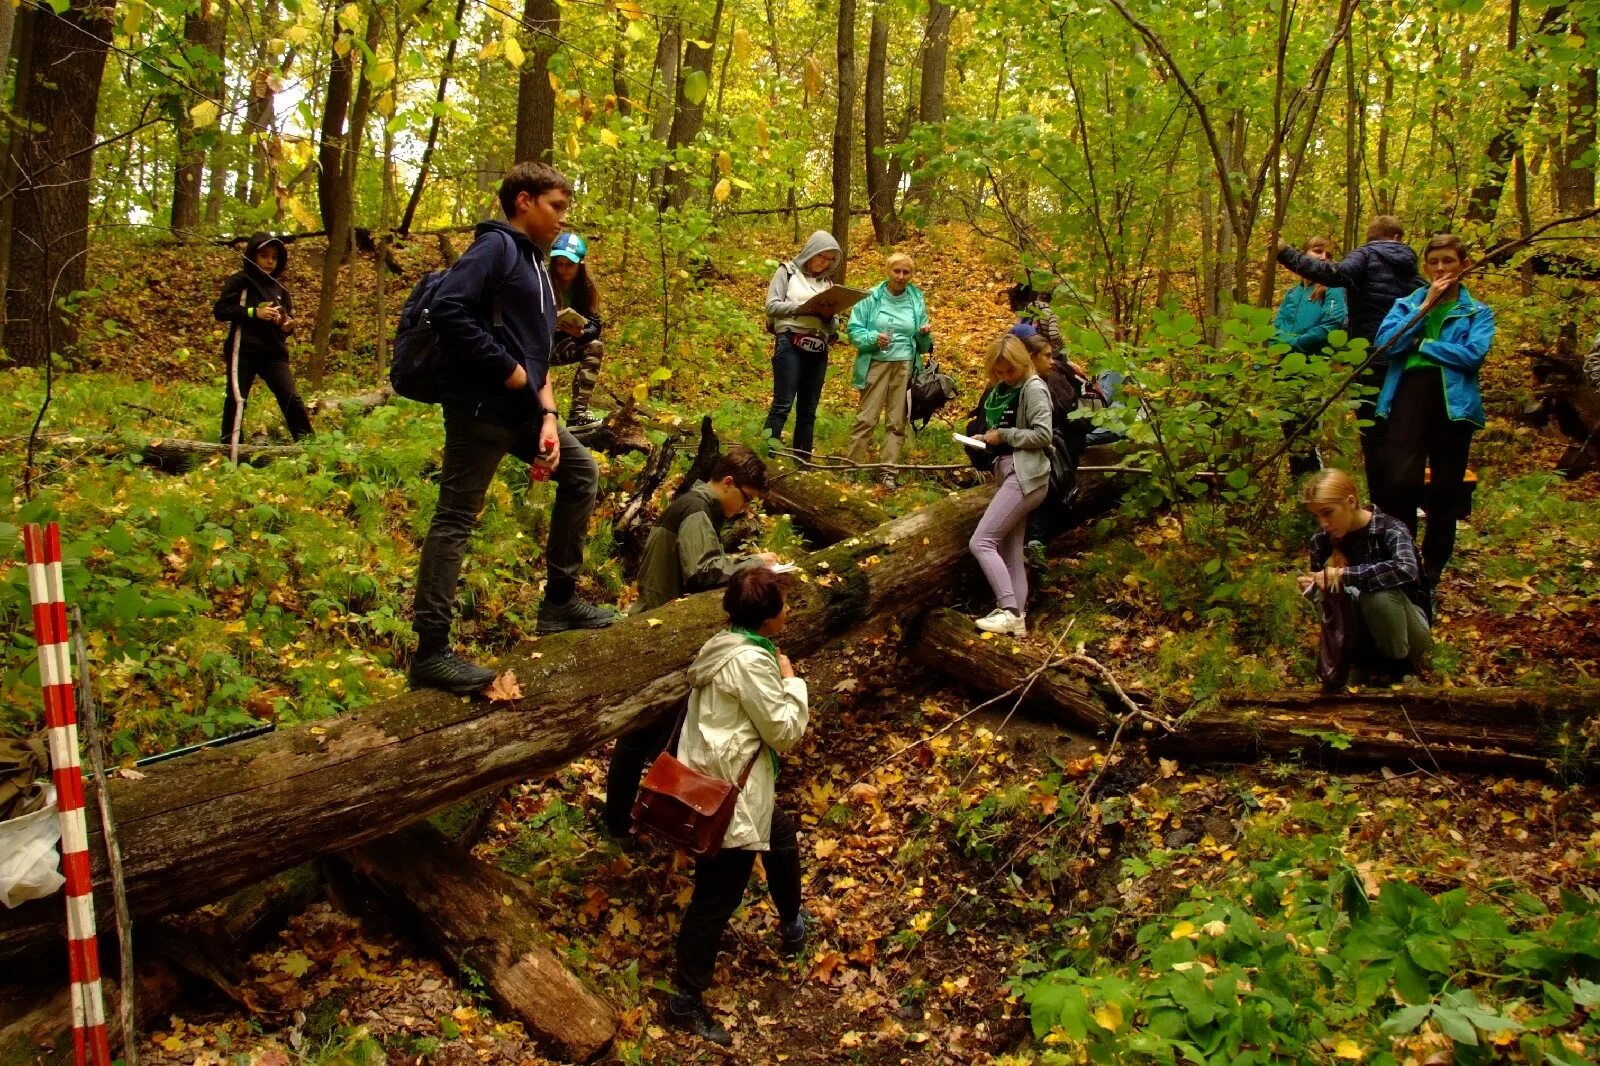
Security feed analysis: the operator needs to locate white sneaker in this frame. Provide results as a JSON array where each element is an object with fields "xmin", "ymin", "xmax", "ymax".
[{"xmin": 974, "ymin": 608, "xmax": 1026, "ymax": 636}]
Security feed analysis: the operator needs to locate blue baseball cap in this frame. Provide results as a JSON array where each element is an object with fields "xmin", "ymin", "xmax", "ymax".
[{"xmin": 551, "ymin": 232, "xmax": 588, "ymax": 263}]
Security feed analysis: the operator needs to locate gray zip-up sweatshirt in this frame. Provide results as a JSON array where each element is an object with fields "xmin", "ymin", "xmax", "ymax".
[{"xmin": 765, "ymin": 230, "xmax": 842, "ymax": 336}]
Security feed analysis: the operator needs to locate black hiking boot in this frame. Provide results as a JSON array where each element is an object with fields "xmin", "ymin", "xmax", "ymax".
[
  {"xmin": 566, "ymin": 407, "xmax": 601, "ymax": 429},
  {"xmin": 536, "ymin": 596, "xmax": 617, "ymax": 635},
  {"xmin": 409, "ymin": 649, "xmax": 496, "ymax": 695},
  {"xmin": 665, "ymin": 994, "xmax": 731, "ymax": 1047},
  {"xmin": 778, "ymin": 909, "xmax": 809, "ymax": 959}
]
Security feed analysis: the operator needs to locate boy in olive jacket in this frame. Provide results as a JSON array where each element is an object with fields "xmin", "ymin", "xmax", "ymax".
[{"xmin": 605, "ymin": 447, "xmax": 776, "ymax": 838}]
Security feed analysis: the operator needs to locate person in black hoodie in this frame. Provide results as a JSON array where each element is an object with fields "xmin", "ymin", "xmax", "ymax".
[
  {"xmin": 409, "ymin": 162, "xmax": 616, "ymax": 695},
  {"xmin": 1276, "ymin": 215, "xmax": 1424, "ymax": 509},
  {"xmin": 215, "ymin": 234, "xmax": 313, "ymax": 445}
]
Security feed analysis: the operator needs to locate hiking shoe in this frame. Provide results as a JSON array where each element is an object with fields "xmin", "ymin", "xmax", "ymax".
[
  {"xmin": 566, "ymin": 408, "xmax": 601, "ymax": 429},
  {"xmin": 409, "ymin": 649, "xmax": 496, "ymax": 695},
  {"xmin": 778, "ymin": 910, "xmax": 808, "ymax": 958},
  {"xmin": 878, "ymin": 471, "xmax": 897, "ymax": 491},
  {"xmin": 537, "ymin": 597, "xmax": 617, "ymax": 634},
  {"xmin": 665, "ymin": 994, "xmax": 731, "ymax": 1047},
  {"xmin": 974, "ymin": 608, "xmax": 1026, "ymax": 637}
]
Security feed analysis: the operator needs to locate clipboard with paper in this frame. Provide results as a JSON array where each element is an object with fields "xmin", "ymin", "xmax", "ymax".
[{"xmin": 794, "ymin": 285, "xmax": 870, "ymax": 318}]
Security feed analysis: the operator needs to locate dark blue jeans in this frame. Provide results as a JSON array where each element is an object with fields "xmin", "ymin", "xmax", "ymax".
[{"xmin": 763, "ymin": 333, "xmax": 829, "ymax": 459}]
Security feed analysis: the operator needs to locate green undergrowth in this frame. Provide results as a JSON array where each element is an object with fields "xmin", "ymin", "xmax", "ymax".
[{"xmin": 1008, "ymin": 773, "xmax": 1600, "ymax": 1066}]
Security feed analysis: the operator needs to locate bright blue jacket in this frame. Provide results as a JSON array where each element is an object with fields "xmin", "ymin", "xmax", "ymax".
[
  {"xmin": 1373, "ymin": 286, "xmax": 1495, "ymax": 427},
  {"xmin": 1272, "ymin": 283, "xmax": 1347, "ymax": 353},
  {"xmin": 847, "ymin": 281, "xmax": 933, "ymax": 390}
]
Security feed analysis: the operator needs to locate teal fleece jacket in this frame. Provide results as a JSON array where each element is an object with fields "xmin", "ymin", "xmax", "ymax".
[
  {"xmin": 847, "ymin": 281, "xmax": 933, "ymax": 390},
  {"xmin": 1273, "ymin": 282, "xmax": 1348, "ymax": 354}
]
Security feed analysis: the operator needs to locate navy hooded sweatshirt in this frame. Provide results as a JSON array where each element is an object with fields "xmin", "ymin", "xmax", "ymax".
[
  {"xmin": 214, "ymin": 233, "xmax": 293, "ymax": 362},
  {"xmin": 430, "ymin": 220, "xmax": 557, "ymax": 425},
  {"xmin": 1276, "ymin": 239, "xmax": 1424, "ymax": 348}
]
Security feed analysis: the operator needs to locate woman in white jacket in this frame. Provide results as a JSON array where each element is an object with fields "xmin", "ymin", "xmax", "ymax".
[{"xmin": 666, "ymin": 567, "xmax": 810, "ymax": 1046}]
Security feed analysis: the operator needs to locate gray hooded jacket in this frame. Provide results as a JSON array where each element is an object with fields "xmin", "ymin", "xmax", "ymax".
[{"xmin": 765, "ymin": 230, "xmax": 843, "ymax": 337}]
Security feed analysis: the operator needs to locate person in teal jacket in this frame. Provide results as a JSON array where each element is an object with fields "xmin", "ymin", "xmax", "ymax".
[
  {"xmin": 1273, "ymin": 236, "xmax": 1350, "ymax": 478},
  {"xmin": 1373, "ymin": 233, "xmax": 1495, "ymax": 592},
  {"xmin": 845, "ymin": 253, "xmax": 934, "ymax": 487}
]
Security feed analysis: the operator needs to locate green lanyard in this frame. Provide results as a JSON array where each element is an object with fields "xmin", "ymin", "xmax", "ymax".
[{"xmin": 984, "ymin": 383, "xmax": 1020, "ymax": 429}]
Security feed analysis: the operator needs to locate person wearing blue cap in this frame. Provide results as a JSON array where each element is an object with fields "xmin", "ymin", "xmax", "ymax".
[{"xmin": 548, "ymin": 231, "xmax": 607, "ymax": 427}]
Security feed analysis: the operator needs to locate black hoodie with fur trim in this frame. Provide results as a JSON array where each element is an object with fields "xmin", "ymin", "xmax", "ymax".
[{"xmin": 214, "ymin": 233, "xmax": 294, "ymax": 362}]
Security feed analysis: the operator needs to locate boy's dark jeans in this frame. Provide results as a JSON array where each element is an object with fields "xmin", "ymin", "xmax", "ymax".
[
  {"xmin": 763, "ymin": 333, "xmax": 829, "ymax": 459},
  {"xmin": 1385, "ymin": 368, "xmax": 1474, "ymax": 582},
  {"xmin": 221, "ymin": 351, "xmax": 313, "ymax": 442},
  {"xmin": 412, "ymin": 404, "xmax": 598, "ymax": 657},
  {"xmin": 675, "ymin": 809, "xmax": 802, "ymax": 997},
  {"xmin": 1354, "ymin": 360, "xmax": 1390, "ymax": 511},
  {"xmin": 603, "ymin": 715, "xmax": 675, "ymax": 838}
]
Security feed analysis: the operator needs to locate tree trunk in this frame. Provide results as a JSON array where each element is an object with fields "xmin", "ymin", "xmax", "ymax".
[
  {"xmin": 514, "ymin": 0, "xmax": 559, "ymax": 163},
  {"xmin": 344, "ymin": 825, "xmax": 617, "ymax": 1062},
  {"xmin": 1342, "ymin": 22, "xmax": 1360, "ymax": 253},
  {"xmin": 663, "ymin": 0, "xmax": 723, "ymax": 208},
  {"xmin": 0, "ymin": 3, "xmax": 35, "ymax": 354},
  {"xmin": 1463, "ymin": 4, "xmax": 1568, "ymax": 227},
  {"xmin": 645, "ymin": 16, "xmax": 679, "ymax": 197},
  {"xmin": 316, "ymin": 27, "xmax": 355, "ymax": 233},
  {"xmin": 0, "ymin": 964, "xmax": 183, "ymax": 1066},
  {"xmin": 237, "ymin": 0, "xmax": 279, "ymax": 207},
  {"xmin": 0, "ymin": 483, "xmax": 1003, "ymax": 967},
  {"xmin": 172, "ymin": 0, "xmax": 227, "ymax": 235},
  {"xmin": 913, "ymin": 606, "xmax": 1600, "ymax": 776},
  {"xmin": 1, "ymin": 0, "xmax": 112, "ymax": 367},
  {"xmin": 905, "ymin": 0, "xmax": 951, "ymax": 209},
  {"xmin": 863, "ymin": 8, "xmax": 905, "ymax": 244},
  {"xmin": 1556, "ymin": 64, "xmax": 1597, "ymax": 214},
  {"xmin": 311, "ymin": 7, "xmax": 385, "ymax": 387},
  {"xmin": 401, "ymin": 0, "xmax": 468, "ymax": 234},
  {"xmin": 830, "ymin": 0, "xmax": 857, "ymax": 276}
]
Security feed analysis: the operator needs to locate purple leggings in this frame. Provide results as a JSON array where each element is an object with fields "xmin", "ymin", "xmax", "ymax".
[{"xmin": 969, "ymin": 457, "xmax": 1047, "ymax": 613}]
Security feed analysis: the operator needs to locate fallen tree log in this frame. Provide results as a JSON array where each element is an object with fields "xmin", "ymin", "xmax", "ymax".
[
  {"xmin": 343, "ymin": 825, "xmax": 616, "ymax": 1062},
  {"xmin": 306, "ymin": 387, "xmax": 394, "ymax": 417},
  {"xmin": 0, "ymin": 482, "xmax": 998, "ymax": 966},
  {"xmin": 0, "ymin": 963, "xmax": 182, "ymax": 1066},
  {"xmin": 912, "ymin": 607, "xmax": 1600, "ymax": 776}
]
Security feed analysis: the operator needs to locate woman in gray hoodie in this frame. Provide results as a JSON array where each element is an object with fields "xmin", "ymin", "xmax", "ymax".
[{"xmin": 762, "ymin": 230, "xmax": 842, "ymax": 459}]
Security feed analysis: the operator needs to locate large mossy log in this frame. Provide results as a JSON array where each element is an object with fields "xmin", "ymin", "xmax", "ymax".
[
  {"xmin": 343, "ymin": 825, "xmax": 616, "ymax": 1062},
  {"xmin": 0, "ymin": 964, "xmax": 182, "ymax": 1066},
  {"xmin": 0, "ymin": 482, "xmax": 997, "ymax": 966},
  {"xmin": 913, "ymin": 607, "xmax": 1600, "ymax": 775}
]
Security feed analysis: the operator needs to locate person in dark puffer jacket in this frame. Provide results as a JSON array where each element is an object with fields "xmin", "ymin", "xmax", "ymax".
[
  {"xmin": 215, "ymin": 234, "xmax": 313, "ymax": 445},
  {"xmin": 1277, "ymin": 215, "xmax": 1424, "ymax": 510}
]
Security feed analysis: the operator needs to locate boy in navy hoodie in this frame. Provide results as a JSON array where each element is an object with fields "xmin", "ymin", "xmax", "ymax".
[
  {"xmin": 1278, "ymin": 216, "xmax": 1424, "ymax": 508},
  {"xmin": 410, "ymin": 162, "xmax": 615, "ymax": 694}
]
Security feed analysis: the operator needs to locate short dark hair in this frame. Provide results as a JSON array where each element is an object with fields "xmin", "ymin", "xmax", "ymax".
[
  {"xmin": 1424, "ymin": 233, "xmax": 1469, "ymax": 260},
  {"xmin": 499, "ymin": 162, "xmax": 573, "ymax": 219},
  {"xmin": 1006, "ymin": 283, "xmax": 1037, "ymax": 313},
  {"xmin": 708, "ymin": 445, "xmax": 768, "ymax": 495},
  {"xmin": 1366, "ymin": 215, "xmax": 1404, "ymax": 241},
  {"xmin": 723, "ymin": 566, "xmax": 791, "ymax": 630}
]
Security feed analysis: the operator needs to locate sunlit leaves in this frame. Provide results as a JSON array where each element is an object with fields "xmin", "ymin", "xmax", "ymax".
[
  {"xmin": 682, "ymin": 69, "xmax": 708, "ymax": 106},
  {"xmin": 188, "ymin": 99, "xmax": 220, "ymax": 127},
  {"xmin": 503, "ymin": 35, "xmax": 525, "ymax": 69}
]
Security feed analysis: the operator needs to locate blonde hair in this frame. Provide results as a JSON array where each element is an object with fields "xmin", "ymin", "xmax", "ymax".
[
  {"xmin": 885, "ymin": 252, "xmax": 914, "ymax": 271},
  {"xmin": 1299, "ymin": 467, "xmax": 1361, "ymax": 508},
  {"xmin": 986, "ymin": 334, "xmax": 1034, "ymax": 383}
]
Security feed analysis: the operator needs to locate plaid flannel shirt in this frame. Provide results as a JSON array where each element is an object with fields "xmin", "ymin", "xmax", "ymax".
[{"xmin": 1307, "ymin": 509, "xmax": 1422, "ymax": 594}]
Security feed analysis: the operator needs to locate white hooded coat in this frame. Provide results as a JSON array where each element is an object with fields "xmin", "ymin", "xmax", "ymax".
[{"xmin": 677, "ymin": 630, "xmax": 810, "ymax": 851}]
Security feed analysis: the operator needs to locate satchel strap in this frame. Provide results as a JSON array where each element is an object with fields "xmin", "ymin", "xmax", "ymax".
[{"xmin": 667, "ymin": 695, "xmax": 766, "ymax": 790}]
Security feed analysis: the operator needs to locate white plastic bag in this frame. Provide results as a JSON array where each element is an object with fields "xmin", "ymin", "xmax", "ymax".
[{"xmin": 0, "ymin": 785, "xmax": 66, "ymax": 908}]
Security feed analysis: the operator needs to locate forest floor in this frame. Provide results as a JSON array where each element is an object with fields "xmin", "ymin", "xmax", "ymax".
[{"xmin": 3, "ymin": 222, "xmax": 1598, "ymax": 1064}]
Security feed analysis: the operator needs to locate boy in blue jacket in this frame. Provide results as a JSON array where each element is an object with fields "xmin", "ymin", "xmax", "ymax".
[
  {"xmin": 409, "ymin": 163, "xmax": 615, "ymax": 694},
  {"xmin": 1373, "ymin": 233, "xmax": 1495, "ymax": 591},
  {"xmin": 845, "ymin": 253, "xmax": 934, "ymax": 485}
]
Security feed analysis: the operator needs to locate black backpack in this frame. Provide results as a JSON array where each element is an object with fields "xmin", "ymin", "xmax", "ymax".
[
  {"xmin": 390, "ymin": 232, "xmax": 516, "ymax": 403},
  {"xmin": 907, "ymin": 356, "xmax": 959, "ymax": 429}
]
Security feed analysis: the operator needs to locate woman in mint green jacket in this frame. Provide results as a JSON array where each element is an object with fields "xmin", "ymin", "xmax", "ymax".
[{"xmin": 844, "ymin": 254, "xmax": 933, "ymax": 485}]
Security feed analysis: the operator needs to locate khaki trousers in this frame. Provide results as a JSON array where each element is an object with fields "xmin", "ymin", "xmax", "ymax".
[{"xmin": 846, "ymin": 359, "xmax": 912, "ymax": 465}]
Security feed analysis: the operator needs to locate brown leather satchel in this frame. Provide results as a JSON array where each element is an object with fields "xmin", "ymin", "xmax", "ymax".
[{"xmin": 631, "ymin": 700, "xmax": 763, "ymax": 859}]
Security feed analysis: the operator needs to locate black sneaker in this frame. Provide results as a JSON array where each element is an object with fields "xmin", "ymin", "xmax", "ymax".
[
  {"xmin": 537, "ymin": 597, "xmax": 617, "ymax": 634},
  {"xmin": 409, "ymin": 649, "xmax": 496, "ymax": 695},
  {"xmin": 665, "ymin": 994, "xmax": 731, "ymax": 1047},
  {"xmin": 778, "ymin": 909, "xmax": 808, "ymax": 958}
]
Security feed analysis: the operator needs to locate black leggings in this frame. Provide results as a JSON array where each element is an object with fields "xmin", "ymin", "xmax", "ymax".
[
  {"xmin": 675, "ymin": 809, "xmax": 802, "ymax": 997},
  {"xmin": 221, "ymin": 351, "xmax": 312, "ymax": 443},
  {"xmin": 1385, "ymin": 368, "xmax": 1475, "ymax": 582}
]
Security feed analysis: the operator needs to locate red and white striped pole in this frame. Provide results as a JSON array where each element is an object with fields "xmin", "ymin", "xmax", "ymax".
[{"xmin": 23, "ymin": 523, "xmax": 111, "ymax": 1066}]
